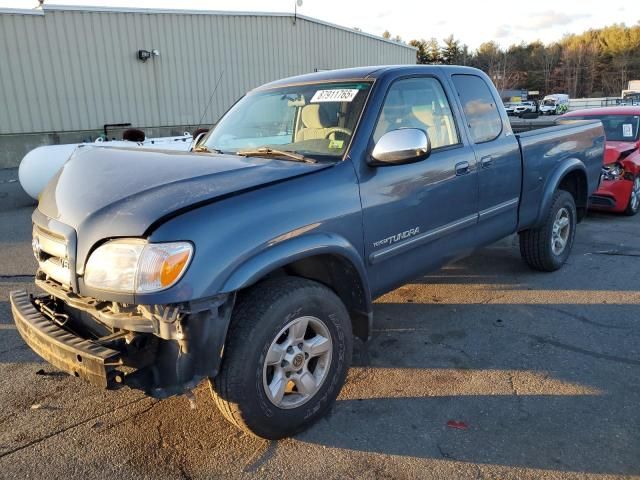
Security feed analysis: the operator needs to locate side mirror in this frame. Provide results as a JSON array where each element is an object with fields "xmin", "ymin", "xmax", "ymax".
[{"xmin": 369, "ymin": 128, "xmax": 431, "ymax": 166}]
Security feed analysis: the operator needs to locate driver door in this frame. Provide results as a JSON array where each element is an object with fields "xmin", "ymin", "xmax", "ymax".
[{"xmin": 357, "ymin": 76, "xmax": 480, "ymax": 296}]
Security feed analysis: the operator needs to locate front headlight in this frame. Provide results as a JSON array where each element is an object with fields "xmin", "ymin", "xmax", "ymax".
[
  {"xmin": 84, "ymin": 240, "xmax": 193, "ymax": 293},
  {"xmin": 603, "ymin": 163, "xmax": 624, "ymax": 181}
]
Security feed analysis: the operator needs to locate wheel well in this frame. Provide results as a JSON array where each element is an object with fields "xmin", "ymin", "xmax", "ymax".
[
  {"xmin": 244, "ymin": 254, "xmax": 371, "ymax": 341},
  {"xmin": 558, "ymin": 170, "xmax": 588, "ymax": 221}
]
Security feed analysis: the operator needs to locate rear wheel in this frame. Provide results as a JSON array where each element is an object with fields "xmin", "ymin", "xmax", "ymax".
[
  {"xmin": 624, "ymin": 176, "xmax": 640, "ymax": 216},
  {"xmin": 519, "ymin": 190, "xmax": 577, "ymax": 272},
  {"xmin": 211, "ymin": 277, "xmax": 352, "ymax": 439}
]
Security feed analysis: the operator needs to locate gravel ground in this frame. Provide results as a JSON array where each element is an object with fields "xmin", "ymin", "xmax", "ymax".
[{"xmin": 0, "ymin": 204, "xmax": 639, "ymax": 479}]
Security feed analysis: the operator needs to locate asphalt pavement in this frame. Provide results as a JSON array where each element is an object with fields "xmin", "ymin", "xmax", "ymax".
[
  {"xmin": 0, "ymin": 204, "xmax": 639, "ymax": 479},
  {"xmin": 0, "ymin": 168, "xmax": 34, "ymax": 213}
]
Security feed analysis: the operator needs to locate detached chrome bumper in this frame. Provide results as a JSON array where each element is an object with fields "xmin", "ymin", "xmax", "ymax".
[{"xmin": 10, "ymin": 289, "xmax": 123, "ymax": 389}]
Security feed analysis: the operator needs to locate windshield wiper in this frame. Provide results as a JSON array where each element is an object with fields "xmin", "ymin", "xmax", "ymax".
[
  {"xmin": 236, "ymin": 147, "xmax": 316, "ymax": 164},
  {"xmin": 193, "ymin": 145, "xmax": 224, "ymax": 154}
]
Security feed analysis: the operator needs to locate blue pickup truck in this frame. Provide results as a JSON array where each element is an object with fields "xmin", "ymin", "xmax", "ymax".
[{"xmin": 11, "ymin": 65, "xmax": 604, "ymax": 439}]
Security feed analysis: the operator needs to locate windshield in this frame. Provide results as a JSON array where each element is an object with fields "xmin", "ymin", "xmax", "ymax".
[
  {"xmin": 565, "ymin": 114, "xmax": 640, "ymax": 142},
  {"xmin": 203, "ymin": 81, "xmax": 372, "ymax": 160}
]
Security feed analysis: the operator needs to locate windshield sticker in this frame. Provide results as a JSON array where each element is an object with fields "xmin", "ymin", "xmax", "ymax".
[
  {"xmin": 311, "ymin": 89, "xmax": 359, "ymax": 103},
  {"xmin": 623, "ymin": 124, "xmax": 633, "ymax": 137},
  {"xmin": 328, "ymin": 139, "xmax": 344, "ymax": 149}
]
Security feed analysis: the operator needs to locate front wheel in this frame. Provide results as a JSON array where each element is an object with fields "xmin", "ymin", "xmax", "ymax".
[
  {"xmin": 211, "ymin": 277, "xmax": 352, "ymax": 439},
  {"xmin": 519, "ymin": 190, "xmax": 577, "ymax": 272},
  {"xmin": 624, "ymin": 176, "xmax": 640, "ymax": 216}
]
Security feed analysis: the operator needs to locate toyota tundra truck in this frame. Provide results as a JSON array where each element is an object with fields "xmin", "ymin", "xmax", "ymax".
[{"xmin": 10, "ymin": 65, "xmax": 604, "ymax": 439}]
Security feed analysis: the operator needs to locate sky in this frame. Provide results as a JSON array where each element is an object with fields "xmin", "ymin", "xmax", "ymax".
[{"xmin": 1, "ymin": 0, "xmax": 638, "ymax": 49}]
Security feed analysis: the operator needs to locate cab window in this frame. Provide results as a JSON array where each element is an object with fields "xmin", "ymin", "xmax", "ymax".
[
  {"xmin": 373, "ymin": 77, "xmax": 459, "ymax": 149},
  {"xmin": 451, "ymin": 74, "xmax": 503, "ymax": 143}
]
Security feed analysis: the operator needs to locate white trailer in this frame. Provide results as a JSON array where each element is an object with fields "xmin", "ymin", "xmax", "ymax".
[{"xmin": 19, "ymin": 133, "xmax": 196, "ymax": 200}]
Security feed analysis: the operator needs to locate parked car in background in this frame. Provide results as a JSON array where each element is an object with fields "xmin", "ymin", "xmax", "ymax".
[
  {"xmin": 513, "ymin": 101, "xmax": 538, "ymax": 115},
  {"xmin": 504, "ymin": 102, "xmax": 516, "ymax": 115},
  {"xmin": 541, "ymin": 94, "xmax": 569, "ymax": 115},
  {"xmin": 621, "ymin": 80, "xmax": 640, "ymax": 106},
  {"xmin": 620, "ymin": 92, "xmax": 640, "ymax": 106},
  {"xmin": 560, "ymin": 107, "xmax": 640, "ymax": 215},
  {"xmin": 11, "ymin": 65, "xmax": 604, "ymax": 439}
]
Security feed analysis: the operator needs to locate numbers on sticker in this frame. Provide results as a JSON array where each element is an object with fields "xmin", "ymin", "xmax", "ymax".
[{"xmin": 311, "ymin": 89, "xmax": 359, "ymax": 103}]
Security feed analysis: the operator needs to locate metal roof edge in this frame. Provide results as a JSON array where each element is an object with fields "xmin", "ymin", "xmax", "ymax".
[
  {"xmin": 25, "ymin": 4, "xmax": 417, "ymax": 51},
  {"xmin": 0, "ymin": 7, "xmax": 44, "ymax": 15}
]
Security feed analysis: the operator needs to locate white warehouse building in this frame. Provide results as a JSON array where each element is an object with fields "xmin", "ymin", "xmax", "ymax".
[{"xmin": 0, "ymin": 5, "xmax": 416, "ymax": 167}]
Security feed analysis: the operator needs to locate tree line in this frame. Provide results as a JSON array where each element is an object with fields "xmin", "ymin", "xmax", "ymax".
[{"xmin": 383, "ymin": 23, "xmax": 640, "ymax": 98}]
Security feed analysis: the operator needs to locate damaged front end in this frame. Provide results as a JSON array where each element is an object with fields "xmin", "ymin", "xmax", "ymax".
[{"xmin": 10, "ymin": 275, "xmax": 234, "ymax": 398}]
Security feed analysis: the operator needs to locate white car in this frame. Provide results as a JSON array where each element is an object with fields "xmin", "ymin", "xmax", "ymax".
[
  {"xmin": 514, "ymin": 101, "xmax": 537, "ymax": 115},
  {"xmin": 504, "ymin": 103, "xmax": 516, "ymax": 115}
]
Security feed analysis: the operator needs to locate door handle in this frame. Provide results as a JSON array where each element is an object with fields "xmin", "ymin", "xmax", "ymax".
[
  {"xmin": 481, "ymin": 156, "xmax": 493, "ymax": 168},
  {"xmin": 455, "ymin": 161, "xmax": 470, "ymax": 176}
]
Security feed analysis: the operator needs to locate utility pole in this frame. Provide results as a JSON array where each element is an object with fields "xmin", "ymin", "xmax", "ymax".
[
  {"xmin": 502, "ymin": 51, "xmax": 507, "ymax": 90},
  {"xmin": 293, "ymin": 0, "xmax": 303, "ymax": 25}
]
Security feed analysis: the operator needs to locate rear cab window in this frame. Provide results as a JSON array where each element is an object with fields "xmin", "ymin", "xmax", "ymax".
[{"xmin": 451, "ymin": 74, "xmax": 503, "ymax": 143}]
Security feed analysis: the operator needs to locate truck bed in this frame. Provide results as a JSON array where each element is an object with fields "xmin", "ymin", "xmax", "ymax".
[{"xmin": 516, "ymin": 120, "xmax": 605, "ymax": 229}]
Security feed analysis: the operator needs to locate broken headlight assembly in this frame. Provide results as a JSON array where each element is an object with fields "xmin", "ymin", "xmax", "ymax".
[
  {"xmin": 602, "ymin": 163, "xmax": 624, "ymax": 181},
  {"xmin": 84, "ymin": 240, "xmax": 193, "ymax": 294}
]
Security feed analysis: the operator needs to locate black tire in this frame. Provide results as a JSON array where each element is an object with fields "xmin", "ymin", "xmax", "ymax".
[
  {"xmin": 519, "ymin": 190, "xmax": 577, "ymax": 272},
  {"xmin": 210, "ymin": 276, "xmax": 352, "ymax": 439},
  {"xmin": 624, "ymin": 175, "xmax": 640, "ymax": 216}
]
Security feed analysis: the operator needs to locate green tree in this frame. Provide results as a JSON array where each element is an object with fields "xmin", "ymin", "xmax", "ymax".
[
  {"xmin": 407, "ymin": 21, "xmax": 640, "ymax": 97},
  {"xmin": 425, "ymin": 38, "xmax": 442, "ymax": 63},
  {"xmin": 409, "ymin": 38, "xmax": 441, "ymax": 64},
  {"xmin": 597, "ymin": 23, "xmax": 640, "ymax": 94},
  {"xmin": 409, "ymin": 39, "xmax": 429, "ymax": 64},
  {"xmin": 441, "ymin": 35, "xmax": 462, "ymax": 64}
]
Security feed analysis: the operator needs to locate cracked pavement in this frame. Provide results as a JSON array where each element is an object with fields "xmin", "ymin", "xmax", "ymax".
[{"xmin": 0, "ymin": 205, "xmax": 639, "ymax": 479}]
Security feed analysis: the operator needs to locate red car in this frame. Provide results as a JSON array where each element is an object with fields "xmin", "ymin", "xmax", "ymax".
[{"xmin": 560, "ymin": 107, "xmax": 640, "ymax": 215}]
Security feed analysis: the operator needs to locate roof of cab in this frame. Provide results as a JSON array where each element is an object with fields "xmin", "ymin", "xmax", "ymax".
[{"xmin": 255, "ymin": 64, "xmax": 485, "ymax": 90}]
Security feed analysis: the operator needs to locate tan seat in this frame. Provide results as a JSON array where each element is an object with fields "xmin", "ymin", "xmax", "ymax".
[
  {"xmin": 411, "ymin": 106, "xmax": 445, "ymax": 147},
  {"xmin": 373, "ymin": 83, "xmax": 458, "ymax": 148},
  {"xmin": 410, "ymin": 106, "xmax": 434, "ymax": 129},
  {"xmin": 411, "ymin": 106, "xmax": 457, "ymax": 148},
  {"xmin": 297, "ymin": 104, "xmax": 335, "ymax": 141}
]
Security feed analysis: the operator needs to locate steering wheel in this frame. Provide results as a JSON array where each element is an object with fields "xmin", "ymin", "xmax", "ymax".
[{"xmin": 324, "ymin": 127, "xmax": 352, "ymax": 139}]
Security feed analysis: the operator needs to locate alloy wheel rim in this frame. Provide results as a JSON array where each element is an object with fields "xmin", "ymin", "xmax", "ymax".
[
  {"xmin": 551, "ymin": 207, "xmax": 571, "ymax": 255},
  {"xmin": 631, "ymin": 177, "xmax": 640, "ymax": 212},
  {"xmin": 262, "ymin": 315, "xmax": 332, "ymax": 409}
]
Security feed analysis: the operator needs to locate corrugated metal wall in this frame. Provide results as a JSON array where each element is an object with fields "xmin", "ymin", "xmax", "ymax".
[{"xmin": 0, "ymin": 7, "xmax": 415, "ymax": 135}]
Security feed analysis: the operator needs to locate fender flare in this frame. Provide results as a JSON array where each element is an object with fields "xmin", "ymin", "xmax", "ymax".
[
  {"xmin": 220, "ymin": 232, "xmax": 373, "ymax": 338},
  {"xmin": 533, "ymin": 158, "xmax": 587, "ymax": 227}
]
